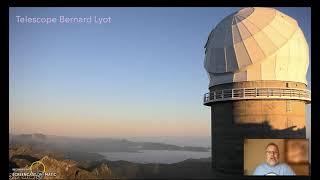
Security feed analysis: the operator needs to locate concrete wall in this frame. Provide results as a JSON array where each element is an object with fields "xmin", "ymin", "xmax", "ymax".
[
  {"xmin": 209, "ymin": 80, "xmax": 307, "ymax": 90},
  {"xmin": 233, "ymin": 100, "xmax": 306, "ymax": 129},
  {"xmin": 209, "ymin": 80, "xmax": 308, "ymax": 174}
]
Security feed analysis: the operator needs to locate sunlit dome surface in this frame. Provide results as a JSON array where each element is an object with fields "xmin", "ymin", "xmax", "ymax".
[{"xmin": 204, "ymin": 7, "xmax": 309, "ymax": 87}]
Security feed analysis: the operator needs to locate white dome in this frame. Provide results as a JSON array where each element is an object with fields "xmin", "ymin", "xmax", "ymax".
[{"xmin": 204, "ymin": 7, "xmax": 309, "ymax": 87}]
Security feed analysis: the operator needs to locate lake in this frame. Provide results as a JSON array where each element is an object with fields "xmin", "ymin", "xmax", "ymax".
[
  {"xmin": 127, "ymin": 136, "xmax": 211, "ymax": 147},
  {"xmin": 97, "ymin": 150, "xmax": 211, "ymax": 164}
]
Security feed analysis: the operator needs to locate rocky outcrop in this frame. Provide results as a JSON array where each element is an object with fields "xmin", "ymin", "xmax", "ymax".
[
  {"xmin": 9, "ymin": 144, "xmax": 113, "ymax": 179},
  {"xmin": 24, "ymin": 156, "xmax": 113, "ymax": 179},
  {"xmin": 40, "ymin": 156, "xmax": 95, "ymax": 179}
]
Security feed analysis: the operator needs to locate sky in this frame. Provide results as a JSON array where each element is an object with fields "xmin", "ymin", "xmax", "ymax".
[{"xmin": 9, "ymin": 7, "xmax": 311, "ymax": 138}]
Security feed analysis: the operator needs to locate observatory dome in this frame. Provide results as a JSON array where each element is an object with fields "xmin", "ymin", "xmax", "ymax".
[{"xmin": 204, "ymin": 7, "xmax": 309, "ymax": 87}]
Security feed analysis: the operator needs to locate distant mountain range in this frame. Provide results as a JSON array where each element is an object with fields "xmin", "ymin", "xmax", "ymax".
[
  {"xmin": 9, "ymin": 133, "xmax": 210, "ymax": 153},
  {"xmin": 9, "ymin": 134, "xmax": 219, "ymax": 179},
  {"xmin": 9, "ymin": 143, "xmax": 217, "ymax": 179}
]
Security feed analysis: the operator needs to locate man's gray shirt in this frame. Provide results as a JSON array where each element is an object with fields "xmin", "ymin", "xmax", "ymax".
[{"xmin": 253, "ymin": 163, "xmax": 295, "ymax": 176}]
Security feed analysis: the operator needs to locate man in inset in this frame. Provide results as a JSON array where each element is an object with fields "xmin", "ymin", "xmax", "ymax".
[{"xmin": 253, "ymin": 142, "xmax": 295, "ymax": 176}]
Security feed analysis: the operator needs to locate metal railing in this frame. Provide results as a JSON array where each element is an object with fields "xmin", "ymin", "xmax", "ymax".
[{"xmin": 203, "ymin": 87, "xmax": 311, "ymax": 105}]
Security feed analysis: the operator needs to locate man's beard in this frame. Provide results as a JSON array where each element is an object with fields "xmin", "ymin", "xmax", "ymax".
[{"xmin": 267, "ymin": 158, "xmax": 278, "ymax": 166}]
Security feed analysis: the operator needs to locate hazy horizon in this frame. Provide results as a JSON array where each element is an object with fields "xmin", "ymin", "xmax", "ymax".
[
  {"xmin": 10, "ymin": 132, "xmax": 212, "ymax": 148},
  {"xmin": 9, "ymin": 132, "xmax": 211, "ymax": 139},
  {"xmin": 9, "ymin": 7, "xmax": 311, "ymax": 138}
]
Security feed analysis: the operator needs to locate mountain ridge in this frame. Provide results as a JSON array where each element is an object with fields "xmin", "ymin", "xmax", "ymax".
[{"xmin": 10, "ymin": 133, "xmax": 210, "ymax": 153}]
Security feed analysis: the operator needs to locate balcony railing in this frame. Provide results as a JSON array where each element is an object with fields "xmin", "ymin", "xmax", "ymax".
[{"xmin": 203, "ymin": 87, "xmax": 311, "ymax": 105}]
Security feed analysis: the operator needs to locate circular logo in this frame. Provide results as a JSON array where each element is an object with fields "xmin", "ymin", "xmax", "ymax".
[{"xmin": 30, "ymin": 161, "xmax": 46, "ymax": 175}]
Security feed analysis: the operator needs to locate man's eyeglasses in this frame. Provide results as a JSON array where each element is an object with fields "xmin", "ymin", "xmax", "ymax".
[{"xmin": 266, "ymin": 151, "xmax": 279, "ymax": 155}]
